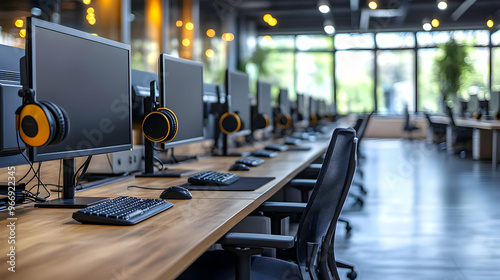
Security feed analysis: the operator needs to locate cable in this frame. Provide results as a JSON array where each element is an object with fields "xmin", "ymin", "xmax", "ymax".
[
  {"xmin": 15, "ymin": 130, "xmax": 51, "ymax": 200},
  {"xmin": 73, "ymin": 156, "xmax": 92, "ymax": 187},
  {"xmin": 127, "ymin": 185, "xmax": 164, "ymax": 190},
  {"xmin": 153, "ymin": 156, "xmax": 164, "ymax": 171},
  {"xmin": 170, "ymin": 148, "xmax": 179, "ymax": 163}
]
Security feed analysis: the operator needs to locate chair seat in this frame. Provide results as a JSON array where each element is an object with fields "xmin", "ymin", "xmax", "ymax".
[{"xmin": 177, "ymin": 250, "xmax": 302, "ymax": 280}]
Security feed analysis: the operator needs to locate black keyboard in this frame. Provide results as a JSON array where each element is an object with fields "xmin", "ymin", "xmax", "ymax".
[
  {"xmin": 188, "ymin": 170, "xmax": 240, "ymax": 186},
  {"xmin": 72, "ymin": 196, "xmax": 173, "ymax": 225},
  {"xmin": 251, "ymin": 149, "xmax": 278, "ymax": 158},
  {"xmin": 265, "ymin": 144, "xmax": 289, "ymax": 152},
  {"xmin": 236, "ymin": 156, "xmax": 265, "ymax": 166},
  {"xmin": 284, "ymin": 137, "xmax": 302, "ymax": 146}
]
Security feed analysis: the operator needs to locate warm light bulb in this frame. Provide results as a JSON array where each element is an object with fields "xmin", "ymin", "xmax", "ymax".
[
  {"xmin": 206, "ymin": 29, "xmax": 215, "ymax": 37},
  {"xmin": 86, "ymin": 13, "xmax": 95, "ymax": 21},
  {"xmin": 88, "ymin": 17, "xmax": 96, "ymax": 25},
  {"xmin": 222, "ymin": 33, "xmax": 235, "ymax": 42},
  {"xmin": 423, "ymin": 22, "xmax": 432, "ymax": 31},
  {"xmin": 437, "ymin": 1, "xmax": 447, "ymax": 10},
  {"xmin": 431, "ymin": 18, "xmax": 440, "ymax": 28},
  {"xmin": 263, "ymin": 35, "xmax": 273, "ymax": 41},
  {"xmin": 368, "ymin": 1, "xmax": 378, "ymax": 10},
  {"xmin": 487, "ymin": 19, "xmax": 494, "ymax": 28},
  {"xmin": 318, "ymin": 4, "xmax": 330, "ymax": 14},
  {"xmin": 91, "ymin": 33, "xmax": 98, "ymax": 36},
  {"xmin": 185, "ymin": 22, "xmax": 194, "ymax": 30},
  {"xmin": 176, "ymin": 20, "xmax": 183, "ymax": 27},
  {"xmin": 87, "ymin": 7, "xmax": 94, "ymax": 14},
  {"xmin": 205, "ymin": 49, "xmax": 214, "ymax": 58},
  {"xmin": 83, "ymin": 0, "xmax": 91, "ymax": 5},
  {"xmin": 268, "ymin": 18, "xmax": 278, "ymax": 26},
  {"xmin": 182, "ymin": 38, "xmax": 191, "ymax": 46},
  {"xmin": 15, "ymin": 19, "xmax": 24, "ymax": 28},
  {"xmin": 19, "ymin": 29, "xmax": 26, "ymax": 38},
  {"xmin": 263, "ymin": 14, "xmax": 272, "ymax": 23}
]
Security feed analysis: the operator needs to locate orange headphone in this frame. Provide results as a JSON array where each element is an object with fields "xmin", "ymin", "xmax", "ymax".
[{"xmin": 16, "ymin": 89, "xmax": 69, "ymax": 147}]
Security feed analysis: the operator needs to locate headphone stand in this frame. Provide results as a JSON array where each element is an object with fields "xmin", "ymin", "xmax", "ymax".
[{"xmin": 135, "ymin": 82, "xmax": 195, "ymax": 178}]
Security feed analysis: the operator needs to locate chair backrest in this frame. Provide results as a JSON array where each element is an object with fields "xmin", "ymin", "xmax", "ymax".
[
  {"xmin": 403, "ymin": 106, "xmax": 411, "ymax": 129},
  {"xmin": 445, "ymin": 105, "xmax": 457, "ymax": 127},
  {"xmin": 357, "ymin": 111, "xmax": 373, "ymax": 147},
  {"xmin": 295, "ymin": 128, "xmax": 357, "ymax": 279}
]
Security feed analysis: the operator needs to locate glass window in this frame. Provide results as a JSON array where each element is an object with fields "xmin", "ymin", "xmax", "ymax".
[
  {"xmin": 418, "ymin": 48, "xmax": 441, "ymax": 112},
  {"xmin": 376, "ymin": 32, "xmax": 415, "ymax": 49},
  {"xmin": 461, "ymin": 47, "xmax": 489, "ymax": 100},
  {"xmin": 492, "ymin": 48, "xmax": 500, "ymax": 92},
  {"xmin": 492, "ymin": 30, "xmax": 500, "ymax": 46},
  {"xmin": 296, "ymin": 35, "xmax": 333, "ymax": 51},
  {"xmin": 377, "ymin": 50, "xmax": 415, "ymax": 114},
  {"xmin": 259, "ymin": 51, "xmax": 295, "ymax": 101},
  {"xmin": 417, "ymin": 30, "xmax": 489, "ymax": 47},
  {"xmin": 257, "ymin": 35, "xmax": 295, "ymax": 50},
  {"xmin": 296, "ymin": 52, "xmax": 333, "ymax": 103},
  {"xmin": 334, "ymin": 33, "xmax": 374, "ymax": 49},
  {"xmin": 336, "ymin": 50, "xmax": 374, "ymax": 114}
]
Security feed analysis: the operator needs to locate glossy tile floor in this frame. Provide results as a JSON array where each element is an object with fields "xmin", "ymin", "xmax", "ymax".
[{"xmin": 335, "ymin": 139, "xmax": 500, "ymax": 280}]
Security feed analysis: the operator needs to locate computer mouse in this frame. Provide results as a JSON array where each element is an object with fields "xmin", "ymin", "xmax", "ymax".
[
  {"xmin": 160, "ymin": 186, "xmax": 192, "ymax": 200},
  {"xmin": 229, "ymin": 163, "xmax": 250, "ymax": 171}
]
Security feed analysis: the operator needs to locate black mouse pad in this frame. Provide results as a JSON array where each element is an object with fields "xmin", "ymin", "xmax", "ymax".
[{"xmin": 181, "ymin": 177, "xmax": 275, "ymax": 191}]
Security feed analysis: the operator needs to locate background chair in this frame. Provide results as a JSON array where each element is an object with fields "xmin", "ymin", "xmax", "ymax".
[
  {"xmin": 445, "ymin": 105, "xmax": 472, "ymax": 155},
  {"xmin": 402, "ymin": 105, "xmax": 420, "ymax": 139},
  {"xmin": 424, "ymin": 112, "xmax": 446, "ymax": 148},
  {"xmin": 178, "ymin": 128, "xmax": 357, "ymax": 280}
]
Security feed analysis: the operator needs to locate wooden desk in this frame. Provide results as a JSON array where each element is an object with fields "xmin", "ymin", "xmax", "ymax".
[
  {"xmin": 430, "ymin": 116, "xmax": 500, "ymax": 169},
  {"xmin": 0, "ymin": 137, "xmax": 331, "ymax": 280}
]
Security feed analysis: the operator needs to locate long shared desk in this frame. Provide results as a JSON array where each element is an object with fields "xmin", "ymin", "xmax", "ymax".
[
  {"xmin": 0, "ymin": 136, "xmax": 332, "ymax": 280},
  {"xmin": 430, "ymin": 115, "xmax": 500, "ymax": 170}
]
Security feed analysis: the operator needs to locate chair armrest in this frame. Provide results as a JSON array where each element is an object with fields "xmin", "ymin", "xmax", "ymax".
[
  {"xmin": 218, "ymin": 232, "xmax": 295, "ymax": 249},
  {"xmin": 308, "ymin": 163, "xmax": 322, "ymax": 170},
  {"xmin": 257, "ymin": 201, "xmax": 306, "ymax": 213},
  {"xmin": 287, "ymin": 179, "xmax": 316, "ymax": 190}
]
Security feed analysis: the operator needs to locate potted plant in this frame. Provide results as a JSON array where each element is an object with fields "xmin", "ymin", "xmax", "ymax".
[{"xmin": 433, "ymin": 39, "xmax": 472, "ymax": 111}]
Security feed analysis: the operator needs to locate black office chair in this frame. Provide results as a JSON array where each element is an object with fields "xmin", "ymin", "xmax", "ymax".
[
  {"xmin": 178, "ymin": 128, "xmax": 357, "ymax": 280},
  {"xmin": 424, "ymin": 112, "xmax": 446, "ymax": 147},
  {"xmin": 445, "ymin": 105, "xmax": 472, "ymax": 155},
  {"xmin": 402, "ymin": 106, "xmax": 420, "ymax": 139}
]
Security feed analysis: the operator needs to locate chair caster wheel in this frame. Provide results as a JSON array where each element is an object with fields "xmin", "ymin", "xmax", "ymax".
[
  {"xmin": 347, "ymin": 270, "xmax": 357, "ymax": 279},
  {"xmin": 345, "ymin": 224, "xmax": 352, "ymax": 233}
]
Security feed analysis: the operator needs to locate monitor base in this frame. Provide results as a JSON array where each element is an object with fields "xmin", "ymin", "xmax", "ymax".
[{"xmin": 35, "ymin": 197, "xmax": 109, "ymax": 209}]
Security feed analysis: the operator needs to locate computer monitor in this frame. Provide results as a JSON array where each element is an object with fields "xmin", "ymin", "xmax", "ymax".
[
  {"xmin": 137, "ymin": 55, "xmax": 204, "ymax": 177},
  {"xmin": 0, "ymin": 44, "xmax": 26, "ymax": 167},
  {"xmin": 131, "ymin": 69, "xmax": 157, "ymax": 125},
  {"xmin": 296, "ymin": 93, "xmax": 307, "ymax": 121},
  {"xmin": 203, "ymin": 83, "xmax": 220, "ymax": 141},
  {"xmin": 21, "ymin": 17, "xmax": 132, "ymax": 207},
  {"xmin": 279, "ymin": 89, "xmax": 291, "ymax": 116},
  {"xmin": 226, "ymin": 69, "xmax": 251, "ymax": 136},
  {"xmin": 159, "ymin": 54, "xmax": 204, "ymax": 148},
  {"xmin": 256, "ymin": 80, "xmax": 273, "ymax": 132}
]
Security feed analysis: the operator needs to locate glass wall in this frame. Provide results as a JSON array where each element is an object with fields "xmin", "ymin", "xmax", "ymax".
[{"xmin": 251, "ymin": 29, "xmax": 497, "ymax": 115}]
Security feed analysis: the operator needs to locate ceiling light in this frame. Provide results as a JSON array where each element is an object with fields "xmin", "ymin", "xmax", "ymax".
[
  {"xmin": 268, "ymin": 18, "xmax": 277, "ymax": 26},
  {"xmin": 431, "ymin": 18, "xmax": 440, "ymax": 28},
  {"xmin": 206, "ymin": 29, "xmax": 215, "ymax": 37},
  {"xmin": 323, "ymin": 20, "xmax": 335, "ymax": 35},
  {"xmin": 487, "ymin": 19, "xmax": 494, "ymax": 28},
  {"xmin": 437, "ymin": 1, "xmax": 447, "ymax": 10},
  {"xmin": 317, "ymin": 0, "xmax": 330, "ymax": 14},
  {"xmin": 422, "ymin": 19, "xmax": 432, "ymax": 31},
  {"xmin": 368, "ymin": 1, "xmax": 378, "ymax": 10},
  {"xmin": 263, "ymin": 14, "xmax": 272, "ymax": 22}
]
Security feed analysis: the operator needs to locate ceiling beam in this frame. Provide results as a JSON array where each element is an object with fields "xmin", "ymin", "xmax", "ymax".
[{"xmin": 451, "ymin": 0, "xmax": 476, "ymax": 21}]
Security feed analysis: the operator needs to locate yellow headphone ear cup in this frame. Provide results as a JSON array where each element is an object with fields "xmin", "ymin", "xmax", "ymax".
[
  {"xmin": 276, "ymin": 113, "xmax": 291, "ymax": 129},
  {"xmin": 19, "ymin": 103, "xmax": 54, "ymax": 147},
  {"xmin": 219, "ymin": 112, "xmax": 241, "ymax": 134},
  {"xmin": 142, "ymin": 108, "xmax": 178, "ymax": 143}
]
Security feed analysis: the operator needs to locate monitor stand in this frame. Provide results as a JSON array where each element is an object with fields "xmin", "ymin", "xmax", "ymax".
[
  {"xmin": 212, "ymin": 133, "xmax": 250, "ymax": 157},
  {"xmin": 35, "ymin": 158, "xmax": 109, "ymax": 208},
  {"xmin": 134, "ymin": 92, "xmax": 196, "ymax": 178}
]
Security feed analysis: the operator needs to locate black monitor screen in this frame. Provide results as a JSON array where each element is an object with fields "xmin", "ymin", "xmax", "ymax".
[
  {"xmin": 227, "ymin": 70, "xmax": 251, "ymax": 135},
  {"xmin": 159, "ymin": 54, "xmax": 204, "ymax": 148},
  {"xmin": 26, "ymin": 18, "xmax": 132, "ymax": 162},
  {"xmin": 257, "ymin": 81, "xmax": 273, "ymax": 131},
  {"xmin": 297, "ymin": 93, "xmax": 309, "ymax": 118},
  {"xmin": 309, "ymin": 97, "xmax": 318, "ymax": 116},
  {"xmin": 279, "ymin": 89, "xmax": 290, "ymax": 115}
]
